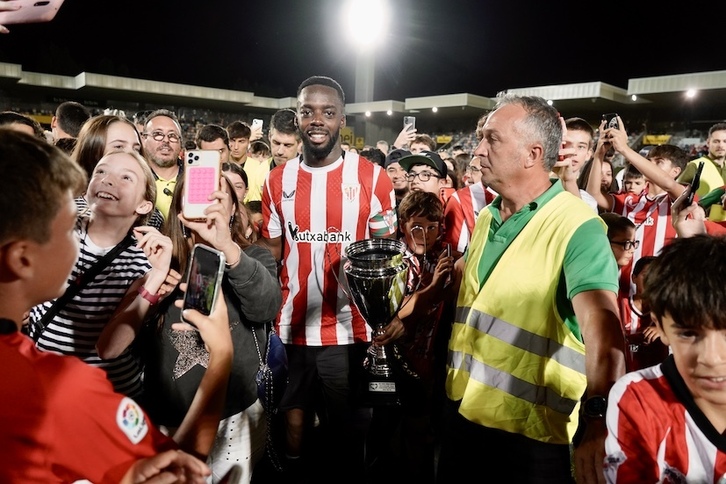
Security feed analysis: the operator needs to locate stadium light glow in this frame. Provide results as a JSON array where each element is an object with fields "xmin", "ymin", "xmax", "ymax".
[{"xmin": 343, "ymin": 0, "xmax": 390, "ymax": 52}]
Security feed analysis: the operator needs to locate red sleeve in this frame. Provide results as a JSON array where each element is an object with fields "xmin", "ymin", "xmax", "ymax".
[
  {"xmin": 443, "ymin": 193, "xmax": 466, "ymax": 253},
  {"xmin": 368, "ymin": 165, "xmax": 397, "ymax": 237},
  {"xmin": 45, "ymin": 355, "xmax": 176, "ymax": 483},
  {"xmin": 706, "ymin": 220, "xmax": 726, "ymax": 235}
]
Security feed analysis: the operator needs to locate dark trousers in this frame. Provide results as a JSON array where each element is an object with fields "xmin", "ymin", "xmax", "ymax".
[{"xmin": 436, "ymin": 399, "xmax": 575, "ymax": 484}]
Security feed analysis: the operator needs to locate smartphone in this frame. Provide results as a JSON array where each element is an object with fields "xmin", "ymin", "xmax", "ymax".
[
  {"xmin": 182, "ymin": 149, "xmax": 220, "ymax": 220},
  {"xmin": 672, "ymin": 161, "xmax": 704, "ymax": 212},
  {"xmin": 182, "ymin": 244, "xmax": 225, "ymax": 327},
  {"xmin": 252, "ymin": 118, "xmax": 263, "ymax": 130},
  {"xmin": 0, "ymin": 0, "xmax": 65, "ymax": 25},
  {"xmin": 403, "ymin": 116, "xmax": 416, "ymax": 132},
  {"xmin": 602, "ymin": 113, "xmax": 620, "ymax": 130}
]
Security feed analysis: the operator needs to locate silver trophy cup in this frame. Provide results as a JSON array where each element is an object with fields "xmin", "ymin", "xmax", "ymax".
[{"xmin": 344, "ymin": 238, "xmax": 409, "ymax": 406}]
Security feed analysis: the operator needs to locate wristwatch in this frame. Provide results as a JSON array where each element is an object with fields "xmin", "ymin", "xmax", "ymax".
[{"xmin": 582, "ymin": 395, "xmax": 608, "ymax": 419}]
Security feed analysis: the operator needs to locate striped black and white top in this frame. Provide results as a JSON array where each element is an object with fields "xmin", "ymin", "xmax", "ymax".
[{"xmin": 28, "ymin": 214, "xmax": 151, "ymax": 399}]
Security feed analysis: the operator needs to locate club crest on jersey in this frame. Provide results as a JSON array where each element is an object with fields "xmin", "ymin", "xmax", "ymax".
[
  {"xmin": 342, "ymin": 184, "xmax": 360, "ymax": 203},
  {"xmin": 116, "ymin": 397, "xmax": 149, "ymax": 444}
]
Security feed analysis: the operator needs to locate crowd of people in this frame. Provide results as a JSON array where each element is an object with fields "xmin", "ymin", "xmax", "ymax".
[{"xmin": 3, "ymin": 73, "xmax": 726, "ymax": 484}]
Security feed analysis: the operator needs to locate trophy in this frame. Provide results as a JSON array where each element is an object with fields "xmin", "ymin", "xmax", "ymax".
[{"xmin": 344, "ymin": 238, "xmax": 409, "ymax": 407}]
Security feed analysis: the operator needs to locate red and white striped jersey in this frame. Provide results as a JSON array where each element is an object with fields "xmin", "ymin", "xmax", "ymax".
[
  {"xmin": 605, "ymin": 356, "xmax": 726, "ymax": 483},
  {"xmin": 261, "ymin": 153, "xmax": 397, "ymax": 346},
  {"xmin": 443, "ymin": 183, "xmax": 497, "ymax": 254},
  {"xmin": 611, "ymin": 190, "xmax": 678, "ymax": 297}
]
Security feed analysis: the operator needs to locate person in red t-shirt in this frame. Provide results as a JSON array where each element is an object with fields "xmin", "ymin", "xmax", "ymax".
[{"xmin": 0, "ymin": 130, "xmax": 232, "ymax": 484}]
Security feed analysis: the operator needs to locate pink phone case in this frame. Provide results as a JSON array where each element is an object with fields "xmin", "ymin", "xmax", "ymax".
[
  {"xmin": 0, "ymin": 0, "xmax": 65, "ymax": 25},
  {"xmin": 182, "ymin": 150, "xmax": 220, "ymax": 219}
]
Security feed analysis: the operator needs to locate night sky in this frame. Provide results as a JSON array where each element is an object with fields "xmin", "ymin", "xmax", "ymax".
[{"xmin": 0, "ymin": 0, "xmax": 722, "ymax": 102}]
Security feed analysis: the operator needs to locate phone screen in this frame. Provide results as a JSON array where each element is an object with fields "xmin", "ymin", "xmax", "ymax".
[{"xmin": 183, "ymin": 245, "xmax": 225, "ymax": 322}]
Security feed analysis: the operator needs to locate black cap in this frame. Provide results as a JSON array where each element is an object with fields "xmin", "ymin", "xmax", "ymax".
[
  {"xmin": 398, "ymin": 150, "xmax": 447, "ymax": 178},
  {"xmin": 384, "ymin": 148, "xmax": 411, "ymax": 168}
]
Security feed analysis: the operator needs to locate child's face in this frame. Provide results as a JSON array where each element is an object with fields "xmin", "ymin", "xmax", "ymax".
[
  {"xmin": 608, "ymin": 227, "xmax": 637, "ymax": 267},
  {"xmin": 623, "ymin": 177, "xmax": 646, "ymax": 194},
  {"xmin": 658, "ymin": 314, "xmax": 726, "ymax": 416},
  {"xmin": 562, "ymin": 129, "xmax": 593, "ymax": 174},
  {"xmin": 35, "ymin": 192, "xmax": 80, "ymax": 304},
  {"xmin": 403, "ymin": 216, "xmax": 440, "ymax": 255},
  {"xmin": 105, "ymin": 121, "xmax": 142, "ymax": 154},
  {"xmin": 86, "ymin": 152, "xmax": 152, "ymax": 219}
]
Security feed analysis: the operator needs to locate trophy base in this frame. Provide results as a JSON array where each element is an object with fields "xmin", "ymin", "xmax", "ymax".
[{"xmin": 357, "ymin": 377, "xmax": 401, "ymax": 407}]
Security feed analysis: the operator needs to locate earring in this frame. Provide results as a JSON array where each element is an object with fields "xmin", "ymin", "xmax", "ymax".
[{"xmin": 229, "ymin": 215, "xmax": 235, "ymax": 231}]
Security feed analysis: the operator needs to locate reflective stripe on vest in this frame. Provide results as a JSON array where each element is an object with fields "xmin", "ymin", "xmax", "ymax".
[{"xmin": 446, "ymin": 190, "xmax": 600, "ymax": 444}]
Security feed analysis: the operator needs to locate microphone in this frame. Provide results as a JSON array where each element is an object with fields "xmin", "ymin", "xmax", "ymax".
[{"xmin": 163, "ymin": 188, "xmax": 173, "ymax": 197}]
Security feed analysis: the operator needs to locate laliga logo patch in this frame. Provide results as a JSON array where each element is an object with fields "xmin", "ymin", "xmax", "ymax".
[{"xmin": 116, "ymin": 397, "xmax": 149, "ymax": 444}]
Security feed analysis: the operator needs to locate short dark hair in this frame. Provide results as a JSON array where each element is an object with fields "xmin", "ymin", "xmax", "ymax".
[
  {"xmin": 227, "ymin": 120, "xmax": 251, "ymax": 140},
  {"xmin": 709, "ymin": 123, "xmax": 726, "ymax": 138},
  {"xmin": 645, "ymin": 235, "xmax": 726, "ymax": 330},
  {"xmin": 0, "ymin": 111, "xmax": 45, "ymax": 139},
  {"xmin": 397, "ymin": 191, "xmax": 444, "ymax": 225},
  {"xmin": 624, "ymin": 164, "xmax": 643, "ymax": 179},
  {"xmin": 196, "ymin": 123, "xmax": 229, "ymax": 149},
  {"xmin": 360, "ymin": 148, "xmax": 385, "ymax": 167},
  {"xmin": 412, "ymin": 134, "xmax": 437, "ymax": 151},
  {"xmin": 0, "ymin": 129, "xmax": 86, "ymax": 244},
  {"xmin": 600, "ymin": 212, "xmax": 635, "ymax": 239},
  {"xmin": 270, "ymin": 108, "xmax": 298, "ymax": 138},
  {"xmin": 55, "ymin": 101, "xmax": 91, "ymax": 138},
  {"xmin": 633, "ymin": 255, "xmax": 656, "ymax": 277},
  {"xmin": 565, "ymin": 117, "xmax": 595, "ymax": 148},
  {"xmin": 297, "ymin": 75, "xmax": 345, "ymax": 105},
  {"xmin": 647, "ymin": 144, "xmax": 688, "ymax": 172}
]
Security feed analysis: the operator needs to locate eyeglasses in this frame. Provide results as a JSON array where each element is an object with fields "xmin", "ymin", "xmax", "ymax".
[
  {"xmin": 465, "ymin": 165, "xmax": 481, "ymax": 173},
  {"xmin": 609, "ymin": 239, "xmax": 640, "ymax": 250},
  {"xmin": 406, "ymin": 171, "xmax": 441, "ymax": 182},
  {"xmin": 143, "ymin": 131, "xmax": 181, "ymax": 143}
]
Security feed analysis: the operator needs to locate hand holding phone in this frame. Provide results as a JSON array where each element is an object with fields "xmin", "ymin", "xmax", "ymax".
[
  {"xmin": 602, "ymin": 113, "xmax": 620, "ymax": 131},
  {"xmin": 252, "ymin": 118, "xmax": 263, "ymax": 130},
  {"xmin": 182, "ymin": 244, "xmax": 226, "ymax": 328},
  {"xmin": 403, "ymin": 116, "xmax": 416, "ymax": 132},
  {"xmin": 672, "ymin": 161, "xmax": 704, "ymax": 213},
  {"xmin": 0, "ymin": 0, "xmax": 65, "ymax": 26},
  {"xmin": 183, "ymin": 150, "xmax": 221, "ymax": 220}
]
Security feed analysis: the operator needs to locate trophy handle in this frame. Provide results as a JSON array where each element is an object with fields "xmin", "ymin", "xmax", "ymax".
[{"xmin": 324, "ymin": 241, "xmax": 354, "ymax": 302}]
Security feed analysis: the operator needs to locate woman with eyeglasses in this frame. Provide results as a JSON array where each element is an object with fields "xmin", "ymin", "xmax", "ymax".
[{"xmin": 139, "ymin": 174, "xmax": 281, "ymax": 483}]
